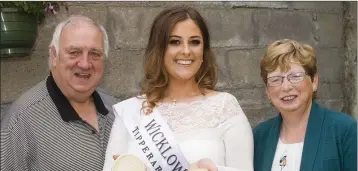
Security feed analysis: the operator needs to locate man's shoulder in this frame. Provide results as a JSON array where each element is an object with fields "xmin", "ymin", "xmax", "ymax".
[
  {"xmin": 96, "ymin": 87, "xmax": 118, "ymax": 106},
  {"xmin": 1, "ymin": 80, "xmax": 49, "ymax": 130}
]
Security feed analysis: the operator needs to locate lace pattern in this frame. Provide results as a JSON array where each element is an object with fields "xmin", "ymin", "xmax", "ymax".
[{"xmin": 156, "ymin": 92, "xmax": 242, "ymax": 133}]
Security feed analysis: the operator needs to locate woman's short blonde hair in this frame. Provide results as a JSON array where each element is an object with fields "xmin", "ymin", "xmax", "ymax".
[{"xmin": 260, "ymin": 39, "xmax": 317, "ymax": 85}]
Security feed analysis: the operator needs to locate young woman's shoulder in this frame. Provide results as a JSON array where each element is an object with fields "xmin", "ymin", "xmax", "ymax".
[{"xmin": 207, "ymin": 90, "xmax": 239, "ymax": 103}]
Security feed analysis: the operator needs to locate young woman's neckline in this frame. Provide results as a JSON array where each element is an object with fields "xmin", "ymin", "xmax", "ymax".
[{"xmin": 159, "ymin": 90, "xmax": 222, "ymax": 106}]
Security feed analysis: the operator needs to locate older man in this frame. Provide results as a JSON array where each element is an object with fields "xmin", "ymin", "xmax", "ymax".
[{"xmin": 1, "ymin": 15, "xmax": 116, "ymax": 170}]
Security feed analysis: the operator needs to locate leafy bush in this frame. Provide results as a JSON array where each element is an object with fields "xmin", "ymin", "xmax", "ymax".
[{"xmin": 0, "ymin": 2, "xmax": 59, "ymax": 22}]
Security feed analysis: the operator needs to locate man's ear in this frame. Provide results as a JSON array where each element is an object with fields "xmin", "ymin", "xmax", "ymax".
[{"xmin": 49, "ymin": 46, "xmax": 58, "ymax": 68}]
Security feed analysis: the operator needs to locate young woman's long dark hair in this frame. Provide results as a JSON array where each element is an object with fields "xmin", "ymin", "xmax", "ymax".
[{"xmin": 140, "ymin": 6, "xmax": 218, "ymax": 111}]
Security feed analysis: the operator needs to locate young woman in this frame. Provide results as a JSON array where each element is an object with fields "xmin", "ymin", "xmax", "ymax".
[{"xmin": 103, "ymin": 6, "xmax": 253, "ymax": 171}]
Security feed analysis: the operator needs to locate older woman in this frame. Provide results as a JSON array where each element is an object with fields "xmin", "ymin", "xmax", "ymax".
[
  {"xmin": 253, "ymin": 39, "xmax": 357, "ymax": 171},
  {"xmin": 103, "ymin": 6, "xmax": 253, "ymax": 171}
]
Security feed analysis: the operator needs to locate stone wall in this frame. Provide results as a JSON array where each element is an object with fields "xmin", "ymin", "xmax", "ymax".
[
  {"xmin": 1, "ymin": 2, "xmax": 356, "ymax": 125},
  {"xmin": 342, "ymin": 2, "xmax": 357, "ymax": 119}
]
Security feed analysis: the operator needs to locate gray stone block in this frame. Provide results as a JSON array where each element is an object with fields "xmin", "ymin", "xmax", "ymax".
[
  {"xmin": 316, "ymin": 48, "xmax": 344, "ymax": 83},
  {"xmin": 316, "ymin": 13, "xmax": 343, "ymax": 48},
  {"xmin": 144, "ymin": 1, "xmax": 224, "ymax": 8},
  {"xmin": 66, "ymin": 6, "xmax": 108, "ymax": 27},
  {"xmin": 108, "ymin": 7, "xmax": 164, "ymax": 50},
  {"xmin": 343, "ymin": 1, "xmax": 357, "ymax": 116},
  {"xmin": 100, "ymin": 50, "xmax": 144, "ymax": 98},
  {"xmin": 65, "ymin": 2, "xmax": 288, "ymax": 9},
  {"xmin": 0, "ymin": 103, "xmax": 10, "ymax": 121},
  {"xmin": 316, "ymin": 83, "xmax": 343, "ymax": 99},
  {"xmin": 252, "ymin": 9, "xmax": 315, "ymax": 47},
  {"xmin": 226, "ymin": 87, "xmax": 271, "ymax": 108},
  {"xmin": 214, "ymin": 48, "xmax": 232, "ymax": 89},
  {"xmin": 201, "ymin": 9, "xmax": 255, "ymax": 48},
  {"xmin": 315, "ymin": 99, "xmax": 344, "ymax": 113},
  {"xmin": 352, "ymin": 2, "xmax": 357, "ymax": 19},
  {"xmin": 33, "ymin": 17, "xmax": 59, "ymax": 51},
  {"xmin": 64, "ymin": 1, "xmax": 105, "ymax": 6},
  {"xmin": 290, "ymin": 2, "xmax": 342, "ymax": 13},
  {"xmin": 39, "ymin": 5, "xmax": 108, "ymax": 28},
  {"xmin": 227, "ymin": 49, "xmax": 265, "ymax": 88},
  {"xmin": 108, "ymin": 7, "xmax": 255, "ymax": 49},
  {"xmin": 242, "ymin": 106, "xmax": 278, "ymax": 127},
  {"xmin": 1, "ymin": 52, "xmax": 50, "ymax": 103},
  {"xmin": 67, "ymin": 2, "xmax": 223, "ymax": 8},
  {"xmin": 226, "ymin": 2, "xmax": 289, "ymax": 9},
  {"xmin": 34, "ymin": 6, "xmax": 109, "ymax": 51}
]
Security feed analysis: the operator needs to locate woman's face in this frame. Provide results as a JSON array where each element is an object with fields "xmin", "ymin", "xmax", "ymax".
[
  {"xmin": 163, "ymin": 19, "xmax": 204, "ymax": 83},
  {"xmin": 265, "ymin": 62, "xmax": 318, "ymax": 114}
]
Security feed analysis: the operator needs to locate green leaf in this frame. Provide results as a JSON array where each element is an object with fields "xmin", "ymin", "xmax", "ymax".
[{"xmin": 23, "ymin": 3, "xmax": 28, "ymax": 11}]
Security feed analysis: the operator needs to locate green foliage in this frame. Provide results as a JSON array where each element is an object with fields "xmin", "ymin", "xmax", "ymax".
[
  {"xmin": 0, "ymin": 2, "xmax": 47, "ymax": 16},
  {"xmin": 0, "ymin": 2, "xmax": 60, "ymax": 23}
]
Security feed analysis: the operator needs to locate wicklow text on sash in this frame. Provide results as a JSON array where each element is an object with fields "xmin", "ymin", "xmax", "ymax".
[{"xmin": 114, "ymin": 98, "xmax": 189, "ymax": 171}]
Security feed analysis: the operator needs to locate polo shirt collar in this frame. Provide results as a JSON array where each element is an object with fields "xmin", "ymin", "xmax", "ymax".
[{"xmin": 46, "ymin": 73, "xmax": 109, "ymax": 122}]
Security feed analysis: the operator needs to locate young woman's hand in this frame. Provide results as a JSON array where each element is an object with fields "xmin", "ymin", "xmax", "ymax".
[{"xmin": 189, "ymin": 158, "xmax": 218, "ymax": 171}]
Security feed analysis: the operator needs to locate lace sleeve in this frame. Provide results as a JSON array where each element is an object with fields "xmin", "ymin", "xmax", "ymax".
[
  {"xmin": 218, "ymin": 93, "xmax": 245, "ymax": 125},
  {"xmin": 217, "ymin": 93, "xmax": 254, "ymax": 171}
]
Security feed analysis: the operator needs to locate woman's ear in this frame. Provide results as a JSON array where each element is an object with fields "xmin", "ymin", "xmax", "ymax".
[{"xmin": 312, "ymin": 74, "xmax": 319, "ymax": 92}]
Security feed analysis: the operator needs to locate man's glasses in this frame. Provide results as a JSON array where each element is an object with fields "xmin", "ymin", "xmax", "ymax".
[{"xmin": 267, "ymin": 72, "xmax": 308, "ymax": 87}]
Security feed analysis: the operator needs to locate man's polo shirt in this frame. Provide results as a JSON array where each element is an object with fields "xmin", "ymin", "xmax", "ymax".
[{"xmin": 1, "ymin": 74, "xmax": 117, "ymax": 171}]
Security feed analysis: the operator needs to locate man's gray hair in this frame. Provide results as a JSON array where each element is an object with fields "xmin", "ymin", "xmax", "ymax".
[{"xmin": 48, "ymin": 15, "xmax": 109, "ymax": 69}]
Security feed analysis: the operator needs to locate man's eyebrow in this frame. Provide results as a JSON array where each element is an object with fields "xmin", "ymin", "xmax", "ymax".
[
  {"xmin": 66, "ymin": 46, "xmax": 81, "ymax": 50},
  {"xmin": 65, "ymin": 46, "xmax": 103, "ymax": 52},
  {"xmin": 89, "ymin": 48, "xmax": 104, "ymax": 52}
]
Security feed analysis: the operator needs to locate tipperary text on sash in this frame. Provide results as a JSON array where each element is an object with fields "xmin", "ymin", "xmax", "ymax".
[{"xmin": 131, "ymin": 119, "xmax": 188, "ymax": 171}]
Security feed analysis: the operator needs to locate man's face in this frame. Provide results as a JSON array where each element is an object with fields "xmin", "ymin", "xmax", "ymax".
[{"xmin": 51, "ymin": 22, "xmax": 105, "ymax": 97}]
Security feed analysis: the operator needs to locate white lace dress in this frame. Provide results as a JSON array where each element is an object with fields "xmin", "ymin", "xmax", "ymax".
[{"xmin": 102, "ymin": 92, "xmax": 254, "ymax": 171}]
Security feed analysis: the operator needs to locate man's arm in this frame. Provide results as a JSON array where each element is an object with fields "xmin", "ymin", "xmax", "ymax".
[{"xmin": 1, "ymin": 116, "xmax": 30, "ymax": 171}]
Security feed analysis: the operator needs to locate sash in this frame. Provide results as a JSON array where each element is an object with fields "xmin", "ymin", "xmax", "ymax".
[{"xmin": 113, "ymin": 97, "xmax": 189, "ymax": 171}]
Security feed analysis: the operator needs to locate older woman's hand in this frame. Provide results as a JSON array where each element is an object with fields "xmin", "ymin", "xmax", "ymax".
[{"xmin": 189, "ymin": 158, "xmax": 218, "ymax": 171}]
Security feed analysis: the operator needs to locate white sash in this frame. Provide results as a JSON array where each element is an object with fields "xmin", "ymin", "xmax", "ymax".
[{"xmin": 113, "ymin": 97, "xmax": 189, "ymax": 171}]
